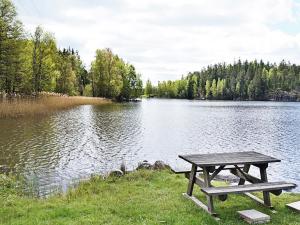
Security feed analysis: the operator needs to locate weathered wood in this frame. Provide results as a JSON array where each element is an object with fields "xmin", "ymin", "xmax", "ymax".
[
  {"xmin": 182, "ymin": 193, "xmax": 218, "ymax": 216},
  {"xmin": 187, "ymin": 164, "xmax": 197, "ymax": 196},
  {"xmin": 179, "ymin": 151, "xmax": 280, "ymax": 167},
  {"xmin": 203, "ymin": 167, "xmax": 214, "ymax": 214},
  {"xmin": 174, "ymin": 165, "xmax": 244, "ymax": 175},
  {"xmin": 185, "ymin": 174, "xmax": 228, "ymax": 201},
  {"xmin": 184, "ymin": 173, "xmax": 205, "ymax": 187},
  {"xmin": 238, "ymin": 163, "xmax": 250, "ymax": 185},
  {"xmin": 201, "ymin": 182, "xmax": 296, "ymax": 196},
  {"xmin": 232, "ymin": 167, "xmax": 261, "ymax": 184},
  {"xmin": 260, "ymin": 165, "xmax": 271, "ymax": 207},
  {"xmin": 244, "ymin": 192, "xmax": 274, "ymax": 209},
  {"xmin": 231, "ymin": 168, "xmax": 282, "ymax": 196},
  {"xmin": 195, "ymin": 176, "xmax": 205, "ymax": 187},
  {"xmin": 210, "ymin": 165, "xmax": 225, "ymax": 182},
  {"xmin": 171, "ymin": 168, "xmax": 203, "ymax": 174}
]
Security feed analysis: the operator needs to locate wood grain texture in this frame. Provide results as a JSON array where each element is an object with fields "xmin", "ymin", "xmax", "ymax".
[
  {"xmin": 201, "ymin": 182, "xmax": 296, "ymax": 196},
  {"xmin": 179, "ymin": 151, "xmax": 280, "ymax": 166}
]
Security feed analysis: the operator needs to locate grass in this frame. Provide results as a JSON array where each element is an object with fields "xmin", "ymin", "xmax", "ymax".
[
  {"xmin": 0, "ymin": 170, "xmax": 299, "ymax": 225},
  {"xmin": 0, "ymin": 95, "xmax": 111, "ymax": 118}
]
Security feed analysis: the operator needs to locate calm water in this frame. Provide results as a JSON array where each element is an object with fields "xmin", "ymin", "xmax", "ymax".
[{"xmin": 0, "ymin": 99, "xmax": 299, "ymax": 195}]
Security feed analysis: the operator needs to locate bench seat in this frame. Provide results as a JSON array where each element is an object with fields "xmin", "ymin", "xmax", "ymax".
[
  {"xmin": 201, "ymin": 182, "xmax": 296, "ymax": 196},
  {"xmin": 171, "ymin": 165, "xmax": 243, "ymax": 174}
]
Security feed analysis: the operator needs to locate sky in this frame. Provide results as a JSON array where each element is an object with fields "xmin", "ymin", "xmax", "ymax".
[{"xmin": 12, "ymin": 0, "xmax": 300, "ymax": 83}]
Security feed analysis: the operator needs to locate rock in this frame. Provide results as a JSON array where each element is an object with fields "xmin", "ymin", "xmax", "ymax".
[
  {"xmin": 238, "ymin": 209, "xmax": 270, "ymax": 224},
  {"xmin": 286, "ymin": 201, "xmax": 300, "ymax": 212},
  {"xmin": 136, "ymin": 160, "xmax": 153, "ymax": 170},
  {"xmin": 120, "ymin": 162, "xmax": 126, "ymax": 174},
  {"xmin": 0, "ymin": 165, "xmax": 14, "ymax": 175},
  {"xmin": 109, "ymin": 169, "xmax": 124, "ymax": 177},
  {"xmin": 153, "ymin": 161, "xmax": 170, "ymax": 170}
]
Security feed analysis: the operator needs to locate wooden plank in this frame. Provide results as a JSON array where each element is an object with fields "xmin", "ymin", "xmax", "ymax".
[
  {"xmin": 184, "ymin": 173, "xmax": 206, "ymax": 187},
  {"xmin": 244, "ymin": 192, "xmax": 274, "ymax": 209},
  {"xmin": 187, "ymin": 164, "xmax": 197, "ymax": 196},
  {"xmin": 173, "ymin": 165, "xmax": 244, "ymax": 174},
  {"xmin": 182, "ymin": 193, "xmax": 218, "ymax": 217},
  {"xmin": 203, "ymin": 167, "xmax": 214, "ymax": 214},
  {"xmin": 179, "ymin": 151, "xmax": 280, "ymax": 167},
  {"xmin": 260, "ymin": 165, "xmax": 271, "ymax": 207},
  {"xmin": 201, "ymin": 182, "xmax": 296, "ymax": 196},
  {"xmin": 231, "ymin": 168, "xmax": 262, "ymax": 184},
  {"xmin": 195, "ymin": 176, "xmax": 205, "ymax": 187},
  {"xmin": 231, "ymin": 168, "xmax": 282, "ymax": 196},
  {"xmin": 210, "ymin": 165, "xmax": 225, "ymax": 181},
  {"xmin": 238, "ymin": 164, "xmax": 251, "ymax": 185},
  {"xmin": 171, "ymin": 168, "xmax": 203, "ymax": 174}
]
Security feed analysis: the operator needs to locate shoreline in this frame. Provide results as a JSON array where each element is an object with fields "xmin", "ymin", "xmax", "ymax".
[
  {"xmin": 0, "ymin": 169, "xmax": 299, "ymax": 225},
  {"xmin": 0, "ymin": 95, "xmax": 111, "ymax": 119}
]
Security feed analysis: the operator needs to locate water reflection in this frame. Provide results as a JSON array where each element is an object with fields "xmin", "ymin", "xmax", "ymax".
[{"xmin": 0, "ymin": 99, "xmax": 299, "ymax": 195}]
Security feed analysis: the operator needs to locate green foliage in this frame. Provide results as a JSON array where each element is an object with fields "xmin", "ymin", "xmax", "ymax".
[
  {"xmin": 205, "ymin": 80, "xmax": 211, "ymax": 98},
  {"xmin": 155, "ymin": 60, "xmax": 300, "ymax": 100},
  {"xmin": 0, "ymin": 0, "xmax": 142, "ymax": 100},
  {"xmin": 211, "ymin": 79, "xmax": 217, "ymax": 98},
  {"xmin": 90, "ymin": 48, "xmax": 143, "ymax": 100},
  {"xmin": 144, "ymin": 79, "xmax": 153, "ymax": 97},
  {"xmin": 0, "ymin": 0, "xmax": 23, "ymax": 93}
]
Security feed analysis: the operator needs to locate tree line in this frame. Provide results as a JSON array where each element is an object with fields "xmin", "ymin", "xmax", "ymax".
[
  {"xmin": 145, "ymin": 60, "xmax": 300, "ymax": 101},
  {"xmin": 0, "ymin": 0, "xmax": 142, "ymax": 100}
]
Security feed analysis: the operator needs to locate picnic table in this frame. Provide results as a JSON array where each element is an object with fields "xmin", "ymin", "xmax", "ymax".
[{"xmin": 178, "ymin": 151, "xmax": 296, "ymax": 216}]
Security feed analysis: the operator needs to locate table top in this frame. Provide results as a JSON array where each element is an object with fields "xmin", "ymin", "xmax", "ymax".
[{"xmin": 179, "ymin": 151, "xmax": 280, "ymax": 167}]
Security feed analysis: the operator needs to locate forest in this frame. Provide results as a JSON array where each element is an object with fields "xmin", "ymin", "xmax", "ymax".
[
  {"xmin": 0, "ymin": 0, "xmax": 143, "ymax": 100},
  {"xmin": 1, "ymin": 0, "xmax": 300, "ymax": 102},
  {"xmin": 145, "ymin": 60, "xmax": 300, "ymax": 101}
]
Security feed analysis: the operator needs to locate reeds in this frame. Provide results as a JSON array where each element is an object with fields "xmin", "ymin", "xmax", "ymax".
[{"xmin": 0, "ymin": 96, "xmax": 111, "ymax": 118}]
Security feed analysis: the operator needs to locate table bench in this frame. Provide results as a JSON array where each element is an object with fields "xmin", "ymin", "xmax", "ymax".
[{"xmin": 179, "ymin": 151, "xmax": 297, "ymax": 216}]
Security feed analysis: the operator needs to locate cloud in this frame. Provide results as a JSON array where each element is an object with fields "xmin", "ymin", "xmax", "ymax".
[{"xmin": 13, "ymin": 0, "xmax": 300, "ymax": 83}]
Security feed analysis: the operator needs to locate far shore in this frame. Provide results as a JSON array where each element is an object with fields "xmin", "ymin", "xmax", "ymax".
[{"xmin": 0, "ymin": 94, "xmax": 111, "ymax": 119}]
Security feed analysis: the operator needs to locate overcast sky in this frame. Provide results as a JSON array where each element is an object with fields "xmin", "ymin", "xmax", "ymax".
[{"xmin": 12, "ymin": 0, "xmax": 300, "ymax": 83}]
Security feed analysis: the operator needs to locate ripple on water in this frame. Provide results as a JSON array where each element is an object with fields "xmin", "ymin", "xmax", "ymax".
[{"xmin": 0, "ymin": 100, "xmax": 299, "ymax": 195}]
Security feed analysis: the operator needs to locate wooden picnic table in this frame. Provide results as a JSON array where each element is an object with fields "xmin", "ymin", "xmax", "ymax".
[{"xmin": 179, "ymin": 151, "xmax": 296, "ymax": 216}]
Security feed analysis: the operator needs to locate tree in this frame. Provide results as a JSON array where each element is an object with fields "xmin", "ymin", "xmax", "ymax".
[
  {"xmin": 217, "ymin": 78, "xmax": 223, "ymax": 98},
  {"xmin": 211, "ymin": 79, "xmax": 217, "ymax": 98},
  {"xmin": 90, "ymin": 48, "xmax": 143, "ymax": 100},
  {"xmin": 186, "ymin": 77, "xmax": 195, "ymax": 99},
  {"xmin": 145, "ymin": 79, "xmax": 153, "ymax": 97},
  {"xmin": 0, "ymin": 0, "xmax": 23, "ymax": 93},
  {"xmin": 32, "ymin": 26, "xmax": 57, "ymax": 93},
  {"xmin": 205, "ymin": 80, "xmax": 211, "ymax": 98}
]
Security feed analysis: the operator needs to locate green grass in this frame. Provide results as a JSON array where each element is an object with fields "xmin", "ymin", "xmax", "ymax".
[{"xmin": 0, "ymin": 170, "xmax": 299, "ymax": 225}]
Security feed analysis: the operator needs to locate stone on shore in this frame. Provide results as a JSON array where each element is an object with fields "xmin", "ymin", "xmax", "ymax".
[
  {"xmin": 136, "ymin": 160, "xmax": 153, "ymax": 170},
  {"xmin": 153, "ymin": 161, "xmax": 170, "ymax": 170},
  {"xmin": 238, "ymin": 209, "xmax": 270, "ymax": 224},
  {"xmin": 109, "ymin": 169, "xmax": 124, "ymax": 177},
  {"xmin": 286, "ymin": 201, "xmax": 300, "ymax": 212}
]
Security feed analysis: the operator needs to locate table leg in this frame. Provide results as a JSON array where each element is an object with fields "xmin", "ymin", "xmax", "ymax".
[
  {"xmin": 187, "ymin": 164, "xmax": 197, "ymax": 196},
  {"xmin": 259, "ymin": 164, "xmax": 271, "ymax": 207},
  {"xmin": 203, "ymin": 167, "xmax": 214, "ymax": 214},
  {"xmin": 238, "ymin": 164, "xmax": 250, "ymax": 185}
]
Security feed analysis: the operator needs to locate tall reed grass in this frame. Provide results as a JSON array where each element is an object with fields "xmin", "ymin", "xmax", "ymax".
[{"xmin": 0, "ymin": 96, "xmax": 111, "ymax": 118}]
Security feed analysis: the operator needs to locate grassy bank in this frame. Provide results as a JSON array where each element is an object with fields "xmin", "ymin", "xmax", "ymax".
[
  {"xmin": 0, "ymin": 170, "xmax": 299, "ymax": 225},
  {"xmin": 0, "ymin": 96, "xmax": 111, "ymax": 118}
]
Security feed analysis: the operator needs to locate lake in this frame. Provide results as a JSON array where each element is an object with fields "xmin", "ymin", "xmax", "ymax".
[{"xmin": 0, "ymin": 99, "xmax": 299, "ymax": 195}]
